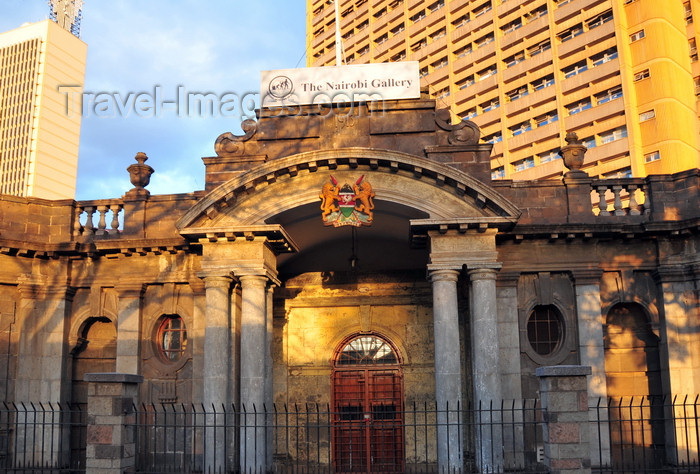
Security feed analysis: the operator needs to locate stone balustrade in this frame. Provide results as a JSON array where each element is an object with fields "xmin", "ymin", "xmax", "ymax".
[
  {"xmin": 590, "ymin": 178, "xmax": 646, "ymax": 217},
  {"xmin": 74, "ymin": 199, "xmax": 124, "ymax": 238}
]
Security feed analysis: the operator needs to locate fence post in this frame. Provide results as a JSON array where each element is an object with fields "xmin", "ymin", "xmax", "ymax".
[
  {"xmin": 536, "ymin": 365, "xmax": 592, "ymax": 474},
  {"xmin": 84, "ymin": 373, "xmax": 143, "ymax": 474}
]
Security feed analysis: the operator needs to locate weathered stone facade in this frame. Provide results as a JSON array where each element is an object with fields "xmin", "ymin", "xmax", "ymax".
[{"xmin": 0, "ymin": 94, "xmax": 698, "ymax": 470}]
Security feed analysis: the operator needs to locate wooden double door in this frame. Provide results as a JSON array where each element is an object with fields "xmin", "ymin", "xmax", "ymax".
[{"xmin": 332, "ymin": 365, "xmax": 403, "ymax": 473}]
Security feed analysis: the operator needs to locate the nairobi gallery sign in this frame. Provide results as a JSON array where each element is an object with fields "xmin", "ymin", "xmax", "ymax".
[{"xmin": 261, "ymin": 62, "xmax": 420, "ymax": 107}]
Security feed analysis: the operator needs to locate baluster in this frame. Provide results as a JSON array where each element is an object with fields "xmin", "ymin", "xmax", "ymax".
[
  {"xmin": 84, "ymin": 206, "xmax": 96, "ymax": 234},
  {"xmin": 73, "ymin": 206, "xmax": 84, "ymax": 237},
  {"xmin": 95, "ymin": 205, "xmax": 108, "ymax": 235},
  {"xmin": 627, "ymin": 184, "xmax": 641, "ymax": 216},
  {"xmin": 612, "ymin": 185, "xmax": 624, "ymax": 216},
  {"xmin": 596, "ymin": 186, "xmax": 609, "ymax": 216},
  {"xmin": 110, "ymin": 204, "xmax": 122, "ymax": 233}
]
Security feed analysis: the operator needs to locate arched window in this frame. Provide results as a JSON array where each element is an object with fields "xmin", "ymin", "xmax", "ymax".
[
  {"xmin": 156, "ymin": 315, "xmax": 188, "ymax": 362},
  {"xmin": 335, "ymin": 335, "xmax": 398, "ymax": 366},
  {"xmin": 527, "ymin": 305, "xmax": 564, "ymax": 356}
]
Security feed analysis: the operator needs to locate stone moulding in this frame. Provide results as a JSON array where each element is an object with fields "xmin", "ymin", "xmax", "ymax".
[{"xmin": 176, "ymin": 147, "xmax": 522, "ymax": 232}]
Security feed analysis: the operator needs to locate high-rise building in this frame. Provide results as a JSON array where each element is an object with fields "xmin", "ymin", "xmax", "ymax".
[
  {"xmin": 307, "ymin": 0, "xmax": 700, "ymax": 180},
  {"xmin": 0, "ymin": 16, "xmax": 87, "ymax": 199}
]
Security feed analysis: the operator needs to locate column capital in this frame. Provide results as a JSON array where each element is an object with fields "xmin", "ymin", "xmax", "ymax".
[
  {"xmin": 570, "ymin": 268, "xmax": 603, "ymax": 286},
  {"xmin": 468, "ymin": 267, "xmax": 500, "ymax": 281},
  {"xmin": 654, "ymin": 265, "xmax": 688, "ymax": 283},
  {"xmin": 199, "ymin": 273, "xmax": 234, "ymax": 289},
  {"xmin": 428, "ymin": 267, "xmax": 460, "ymax": 282},
  {"xmin": 115, "ymin": 281, "xmax": 146, "ymax": 298},
  {"xmin": 496, "ymin": 270, "xmax": 520, "ymax": 287},
  {"xmin": 17, "ymin": 278, "xmax": 75, "ymax": 300}
]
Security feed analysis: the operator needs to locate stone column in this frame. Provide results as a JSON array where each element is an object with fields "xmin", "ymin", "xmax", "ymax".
[
  {"xmin": 572, "ymin": 270, "xmax": 610, "ymax": 466},
  {"xmin": 468, "ymin": 267, "xmax": 503, "ymax": 471},
  {"xmin": 239, "ymin": 274, "xmax": 270, "ymax": 472},
  {"xmin": 115, "ymin": 283, "xmax": 144, "ymax": 374},
  {"xmin": 265, "ymin": 284, "xmax": 275, "ymax": 466},
  {"xmin": 84, "ymin": 373, "xmax": 143, "ymax": 474},
  {"xmin": 201, "ymin": 274, "xmax": 232, "ymax": 473},
  {"xmin": 429, "ymin": 268, "xmax": 463, "ymax": 471},
  {"xmin": 536, "ymin": 365, "xmax": 592, "ymax": 474}
]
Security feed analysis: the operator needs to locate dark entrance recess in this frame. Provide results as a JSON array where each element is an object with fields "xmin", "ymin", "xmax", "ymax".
[{"xmin": 332, "ymin": 335, "xmax": 404, "ymax": 473}]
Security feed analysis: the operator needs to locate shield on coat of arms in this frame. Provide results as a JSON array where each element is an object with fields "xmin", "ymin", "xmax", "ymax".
[{"xmin": 319, "ymin": 175, "xmax": 375, "ymax": 227}]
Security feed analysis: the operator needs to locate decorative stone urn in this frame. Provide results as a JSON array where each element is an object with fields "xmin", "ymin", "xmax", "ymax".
[
  {"xmin": 559, "ymin": 132, "xmax": 588, "ymax": 175},
  {"xmin": 126, "ymin": 152, "xmax": 154, "ymax": 197}
]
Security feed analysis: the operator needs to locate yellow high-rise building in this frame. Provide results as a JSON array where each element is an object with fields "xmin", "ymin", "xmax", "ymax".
[
  {"xmin": 0, "ymin": 19, "xmax": 87, "ymax": 199},
  {"xmin": 307, "ymin": 0, "xmax": 700, "ymax": 179}
]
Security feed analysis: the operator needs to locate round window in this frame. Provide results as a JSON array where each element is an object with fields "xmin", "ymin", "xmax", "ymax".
[
  {"xmin": 157, "ymin": 315, "xmax": 188, "ymax": 362},
  {"xmin": 527, "ymin": 305, "xmax": 563, "ymax": 356}
]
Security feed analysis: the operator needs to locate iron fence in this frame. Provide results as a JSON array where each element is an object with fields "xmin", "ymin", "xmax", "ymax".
[
  {"xmin": 590, "ymin": 395, "xmax": 700, "ymax": 474},
  {"xmin": 0, "ymin": 401, "xmax": 86, "ymax": 473},
  {"xmin": 0, "ymin": 396, "xmax": 697, "ymax": 473},
  {"xmin": 131, "ymin": 400, "xmax": 547, "ymax": 473}
]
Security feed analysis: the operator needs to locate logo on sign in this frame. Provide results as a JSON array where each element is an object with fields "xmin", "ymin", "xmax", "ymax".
[{"xmin": 268, "ymin": 76, "xmax": 293, "ymax": 100}]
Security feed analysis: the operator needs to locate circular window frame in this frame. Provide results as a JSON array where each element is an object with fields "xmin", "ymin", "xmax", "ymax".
[
  {"xmin": 152, "ymin": 314, "xmax": 189, "ymax": 366},
  {"xmin": 521, "ymin": 304, "xmax": 569, "ymax": 365}
]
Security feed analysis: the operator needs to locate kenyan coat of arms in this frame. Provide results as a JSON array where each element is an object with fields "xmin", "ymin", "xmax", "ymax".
[{"xmin": 319, "ymin": 175, "xmax": 375, "ymax": 227}]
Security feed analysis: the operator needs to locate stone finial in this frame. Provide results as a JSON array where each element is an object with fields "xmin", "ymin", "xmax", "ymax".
[
  {"xmin": 560, "ymin": 132, "xmax": 588, "ymax": 176},
  {"xmin": 126, "ymin": 152, "xmax": 154, "ymax": 197}
]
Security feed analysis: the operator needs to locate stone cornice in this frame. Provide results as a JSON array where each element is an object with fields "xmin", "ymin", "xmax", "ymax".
[{"xmin": 184, "ymin": 225, "xmax": 299, "ymax": 255}]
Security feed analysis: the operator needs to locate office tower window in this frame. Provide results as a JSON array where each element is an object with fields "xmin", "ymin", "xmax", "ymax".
[
  {"xmin": 428, "ymin": 0, "xmax": 445, "ymax": 13},
  {"xmin": 502, "ymin": 18, "xmax": 522, "ymax": 34},
  {"xmin": 639, "ymin": 110, "xmax": 655, "ymax": 122},
  {"xmin": 430, "ymin": 27, "xmax": 447, "ymax": 41},
  {"xmin": 602, "ymin": 167, "xmax": 632, "ymax": 178},
  {"xmin": 558, "ymin": 24, "xmax": 583, "ymax": 42},
  {"xmin": 595, "ymin": 86, "xmax": 623, "ymax": 104},
  {"xmin": 506, "ymin": 86, "xmax": 529, "ymax": 102},
  {"xmin": 454, "ymin": 44, "xmax": 473, "ymax": 58},
  {"xmin": 483, "ymin": 132, "xmax": 503, "ymax": 144},
  {"xmin": 587, "ymin": 9, "xmax": 613, "ymax": 29},
  {"xmin": 480, "ymin": 98, "xmax": 500, "ymax": 112},
  {"xmin": 513, "ymin": 156, "xmax": 535, "ymax": 171},
  {"xmin": 630, "ymin": 30, "xmax": 645, "ymax": 42},
  {"xmin": 510, "ymin": 121, "xmax": 533, "ymax": 137},
  {"xmin": 532, "ymin": 74, "xmax": 555, "ymax": 91},
  {"xmin": 690, "ymin": 39, "xmax": 698, "ymax": 61},
  {"xmin": 491, "ymin": 166, "xmax": 505, "ymax": 179},
  {"xmin": 644, "ymin": 151, "xmax": 661, "ymax": 163},
  {"xmin": 591, "ymin": 47, "xmax": 618, "ymax": 67},
  {"xmin": 566, "ymin": 98, "xmax": 592, "ymax": 115},
  {"xmin": 463, "ymin": 107, "xmax": 477, "ymax": 119},
  {"xmin": 684, "ymin": 2, "xmax": 693, "ymax": 24},
  {"xmin": 526, "ymin": 5, "xmax": 548, "ymax": 21},
  {"xmin": 457, "ymin": 75, "xmax": 475, "ymax": 89},
  {"xmin": 633, "ymin": 69, "xmax": 650, "ymax": 81},
  {"xmin": 474, "ymin": 1, "xmax": 492, "ymax": 17},
  {"xmin": 563, "ymin": 60, "xmax": 588, "ymax": 78},
  {"xmin": 528, "ymin": 39, "xmax": 551, "ymax": 57},
  {"xmin": 477, "ymin": 65, "xmax": 497, "ymax": 80},
  {"xmin": 535, "ymin": 112, "xmax": 558, "ymax": 127},
  {"xmin": 475, "ymin": 33, "xmax": 495, "ymax": 48},
  {"xmin": 538, "ymin": 149, "xmax": 561, "ymax": 164},
  {"xmin": 599, "ymin": 127, "xmax": 628, "ymax": 144},
  {"xmin": 581, "ymin": 136, "xmax": 596, "ymax": 148},
  {"xmin": 504, "ymin": 51, "xmax": 525, "ymax": 67},
  {"xmin": 452, "ymin": 14, "xmax": 470, "ymax": 28}
]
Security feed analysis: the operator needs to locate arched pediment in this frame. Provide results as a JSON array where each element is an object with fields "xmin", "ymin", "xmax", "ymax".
[{"xmin": 177, "ymin": 148, "xmax": 521, "ymax": 239}]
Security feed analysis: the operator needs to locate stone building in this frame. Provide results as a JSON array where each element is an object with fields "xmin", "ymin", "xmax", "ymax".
[{"xmin": 0, "ymin": 93, "xmax": 698, "ymax": 471}]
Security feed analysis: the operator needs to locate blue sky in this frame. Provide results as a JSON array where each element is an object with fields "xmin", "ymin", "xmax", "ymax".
[{"xmin": 1, "ymin": 1, "xmax": 307, "ymax": 199}]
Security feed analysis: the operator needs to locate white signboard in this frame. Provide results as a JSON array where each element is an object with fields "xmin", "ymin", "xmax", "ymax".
[{"xmin": 260, "ymin": 62, "xmax": 420, "ymax": 107}]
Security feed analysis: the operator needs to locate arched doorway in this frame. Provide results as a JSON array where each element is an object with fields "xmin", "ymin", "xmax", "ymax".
[
  {"xmin": 70, "ymin": 317, "xmax": 117, "ymax": 467},
  {"xmin": 332, "ymin": 334, "xmax": 403, "ymax": 473},
  {"xmin": 604, "ymin": 303, "xmax": 664, "ymax": 467}
]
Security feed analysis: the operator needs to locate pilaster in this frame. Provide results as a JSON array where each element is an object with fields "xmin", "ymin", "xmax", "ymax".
[{"xmin": 115, "ymin": 282, "xmax": 145, "ymax": 375}]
